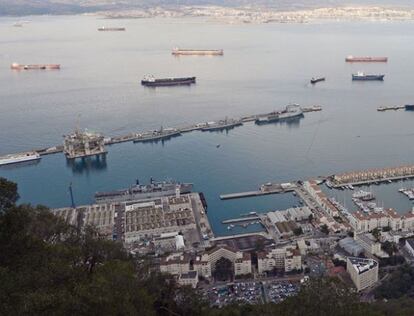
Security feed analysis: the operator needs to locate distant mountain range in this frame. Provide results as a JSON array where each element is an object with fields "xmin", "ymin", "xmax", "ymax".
[{"xmin": 1, "ymin": 0, "xmax": 413, "ymax": 16}]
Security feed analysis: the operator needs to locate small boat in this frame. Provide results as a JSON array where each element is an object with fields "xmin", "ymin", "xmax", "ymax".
[
  {"xmin": 310, "ymin": 77, "xmax": 325, "ymax": 84},
  {"xmin": 216, "ymin": 144, "xmax": 221, "ymax": 148}
]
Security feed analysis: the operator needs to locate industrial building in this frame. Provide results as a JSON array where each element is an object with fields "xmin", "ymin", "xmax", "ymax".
[
  {"xmin": 54, "ymin": 192, "xmax": 210, "ymax": 248},
  {"xmin": 63, "ymin": 128, "xmax": 106, "ymax": 159}
]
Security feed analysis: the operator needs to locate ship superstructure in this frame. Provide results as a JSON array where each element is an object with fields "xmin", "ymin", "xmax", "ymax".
[
  {"xmin": 352, "ymin": 72, "xmax": 384, "ymax": 81},
  {"xmin": 94, "ymin": 179, "xmax": 193, "ymax": 203},
  {"xmin": 0, "ymin": 152, "xmax": 40, "ymax": 166},
  {"xmin": 255, "ymin": 104, "xmax": 303, "ymax": 124},
  {"xmin": 141, "ymin": 75, "xmax": 196, "ymax": 87}
]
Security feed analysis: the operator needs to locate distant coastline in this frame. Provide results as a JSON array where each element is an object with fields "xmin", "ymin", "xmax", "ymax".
[
  {"xmin": 2, "ymin": 2, "xmax": 414, "ymax": 24},
  {"xmin": 97, "ymin": 6, "xmax": 414, "ymax": 24}
]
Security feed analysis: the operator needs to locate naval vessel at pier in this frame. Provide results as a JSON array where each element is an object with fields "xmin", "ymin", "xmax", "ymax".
[
  {"xmin": 94, "ymin": 179, "xmax": 193, "ymax": 203},
  {"xmin": 255, "ymin": 104, "xmax": 304, "ymax": 125}
]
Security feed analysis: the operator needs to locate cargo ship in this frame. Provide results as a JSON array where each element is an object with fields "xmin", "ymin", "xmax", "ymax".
[
  {"xmin": 255, "ymin": 104, "xmax": 303, "ymax": 125},
  {"xmin": 0, "ymin": 151, "xmax": 40, "ymax": 166},
  {"xmin": 141, "ymin": 76, "xmax": 196, "ymax": 87},
  {"xmin": 310, "ymin": 77, "xmax": 325, "ymax": 84},
  {"xmin": 352, "ymin": 72, "xmax": 384, "ymax": 81},
  {"xmin": 201, "ymin": 118, "xmax": 243, "ymax": 132},
  {"xmin": 98, "ymin": 27, "xmax": 126, "ymax": 31},
  {"xmin": 133, "ymin": 127, "xmax": 181, "ymax": 143},
  {"xmin": 172, "ymin": 48, "xmax": 224, "ymax": 56},
  {"xmin": 345, "ymin": 56, "xmax": 388, "ymax": 62},
  {"xmin": 94, "ymin": 179, "xmax": 193, "ymax": 203},
  {"xmin": 11, "ymin": 63, "xmax": 60, "ymax": 70}
]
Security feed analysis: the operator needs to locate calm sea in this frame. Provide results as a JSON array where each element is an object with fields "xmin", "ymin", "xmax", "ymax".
[{"xmin": 1, "ymin": 15, "xmax": 414, "ymax": 235}]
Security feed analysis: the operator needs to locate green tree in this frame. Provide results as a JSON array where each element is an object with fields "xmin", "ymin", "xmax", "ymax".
[
  {"xmin": 372, "ymin": 228, "xmax": 381, "ymax": 241},
  {"xmin": 0, "ymin": 177, "xmax": 19, "ymax": 212},
  {"xmin": 320, "ymin": 224, "xmax": 329, "ymax": 235},
  {"xmin": 293, "ymin": 227, "xmax": 303, "ymax": 236},
  {"xmin": 382, "ymin": 241, "xmax": 398, "ymax": 257}
]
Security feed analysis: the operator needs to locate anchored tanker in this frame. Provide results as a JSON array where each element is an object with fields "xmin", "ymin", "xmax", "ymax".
[
  {"xmin": 352, "ymin": 72, "xmax": 384, "ymax": 81},
  {"xmin": 346, "ymin": 56, "xmax": 388, "ymax": 62},
  {"xmin": 172, "ymin": 48, "xmax": 224, "ymax": 56},
  {"xmin": 0, "ymin": 152, "xmax": 41, "ymax": 166},
  {"xmin": 98, "ymin": 27, "xmax": 125, "ymax": 31},
  {"xmin": 11, "ymin": 63, "xmax": 60, "ymax": 70},
  {"xmin": 94, "ymin": 179, "xmax": 193, "ymax": 203},
  {"xmin": 141, "ymin": 75, "xmax": 196, "ymax": 87}
]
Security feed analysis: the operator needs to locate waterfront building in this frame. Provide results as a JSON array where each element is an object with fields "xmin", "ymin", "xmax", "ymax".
[
  {"xmin": 346, "ymin": 257, "xmax": 379, "ymax": 292},
  {"xmin": 350, "ymin": 208, "xmax": 414, "ymax": 234}
]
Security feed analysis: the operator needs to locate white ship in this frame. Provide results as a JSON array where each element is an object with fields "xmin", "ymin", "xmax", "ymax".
[{"xmin": 0, "ymin": 152, "xmax": 41, "ymax": 166}]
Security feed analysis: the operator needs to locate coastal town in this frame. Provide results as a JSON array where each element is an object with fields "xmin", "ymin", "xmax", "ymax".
[
  {"xmin": 53, "ymin": 165, "xmax": 414, "ymax": 306},
  {"xmin": 100, "ymin": 6, "xmax": 414, "ymax": 24}
]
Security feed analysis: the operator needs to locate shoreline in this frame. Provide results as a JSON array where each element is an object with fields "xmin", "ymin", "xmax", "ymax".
[{"xmin": 95, "ymin": 5, "xmax": 414, "ymax": 24}]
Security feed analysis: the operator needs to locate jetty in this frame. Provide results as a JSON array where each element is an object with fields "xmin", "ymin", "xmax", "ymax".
[
  {"xmin": 222, "ymin": 215, "xmax": 259, "ymax": 224},
  {"xmin": 220, "ymin": 182, "xmax": 297, "ymax": 200}
]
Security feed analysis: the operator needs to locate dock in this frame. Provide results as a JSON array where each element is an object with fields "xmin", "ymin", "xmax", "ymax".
[
  {"xmin": 0, "ymin": 106, "xmax": 322, "ymax": 164},
  {"xmin": 220, "ymin": 182, "xmax": 297, "ymax": 200},
  {"xmin": 222, "ymin": 215, "xmax": 259, "ymax": 224}
]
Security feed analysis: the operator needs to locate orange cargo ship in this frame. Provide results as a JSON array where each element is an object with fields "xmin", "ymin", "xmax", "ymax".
[
  {"xmin": 11, "ymin": 63, "xmax": 61, "ymax": 70},
  {"xmin": 345, "ymin": 56, "xmax": 388, "ymax": 62}
]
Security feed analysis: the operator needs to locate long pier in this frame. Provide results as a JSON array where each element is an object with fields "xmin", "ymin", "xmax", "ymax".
[
  {"xmin": 1, "ymin": 106, "xmax": 322, "ymax": 161},
  {"xmin": 222, "ymin": 215, "xmax": 259, "ymax": 224},
  {"xmin": 220, "ymin": 183, "xmax": 297, "ymax": 200}
]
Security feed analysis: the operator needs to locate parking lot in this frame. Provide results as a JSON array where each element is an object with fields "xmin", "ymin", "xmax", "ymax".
[
  {"xmin": 205, "ymin": 282, "xmax": 264, "ymax": 307},
  {"xmin": 264, "ymin": 281, "xmax": 300, "ymax": 303},
  {"xmin": 204, "ymin": 280, "xmax": 300, "ymax": 307}
]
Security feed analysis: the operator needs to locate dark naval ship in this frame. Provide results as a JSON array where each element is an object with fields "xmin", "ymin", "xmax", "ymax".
[
  {"xmin": 310, "ymin": 77, "xmax": 325, "ymax": 84},
  {"xmin": 352, "ymin": 72, "xmax": 384, "ymax": 81},
  {"xmin": 141, "ymin": 75, "xmax": 196, "ymax": 87},
  {"xmin": 94, "ymin": 179, "xmax": 193, "ymax": 203}
]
